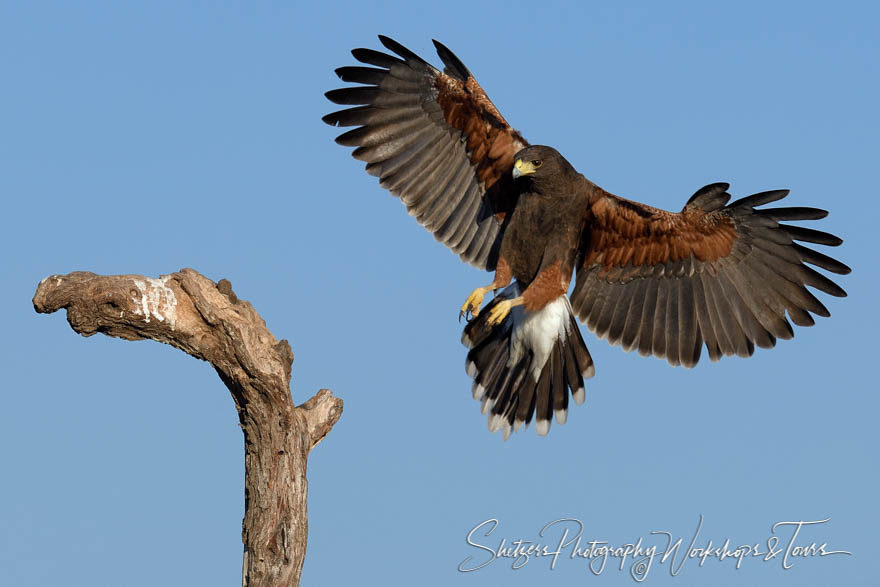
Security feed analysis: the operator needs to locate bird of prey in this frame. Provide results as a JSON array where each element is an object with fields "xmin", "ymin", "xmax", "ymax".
[{"xmin": 323, "ymin": 36, "xmax": 849, "ymax": 439}]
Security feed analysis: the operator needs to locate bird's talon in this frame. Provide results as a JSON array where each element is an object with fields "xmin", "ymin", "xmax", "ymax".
[
  {"xmin": 461, "ymin": 287, "xmax": 488, "ymax": 322},
  {"xmin": 488, "ymin": 300, "xmax": 513, "ymax": 326}
]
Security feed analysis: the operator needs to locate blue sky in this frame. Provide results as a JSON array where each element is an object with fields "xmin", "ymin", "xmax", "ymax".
[{"xmin": 1, "ymin": 2, "xmax": 877, "ymax": 585}]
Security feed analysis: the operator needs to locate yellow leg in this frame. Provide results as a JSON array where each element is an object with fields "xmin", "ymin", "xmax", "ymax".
[
  {"xmin": 488, "ymin": 296, "xmax": 525, "ymax": 326},
  {"xmin": 460, "ymin": 286, "xmax": 493, "ymax": 319}
]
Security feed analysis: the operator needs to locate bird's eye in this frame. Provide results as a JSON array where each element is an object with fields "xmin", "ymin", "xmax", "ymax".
[{"xmin": 531, "ymin": 160, "xmax": 542, "ymax": 168}]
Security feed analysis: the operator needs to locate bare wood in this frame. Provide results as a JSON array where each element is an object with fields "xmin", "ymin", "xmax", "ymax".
[{"xmin": 32, "ymin": 268, "xmax": 343, "ymax": 586}]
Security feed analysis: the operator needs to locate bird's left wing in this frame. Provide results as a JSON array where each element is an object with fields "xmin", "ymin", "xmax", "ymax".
[
  {"xmin": 569, "ymin": 183, "xmax": 850, "ymax": 367},
  {"xmin": 323, "ymin": 36, "xmax": 528, "ymax": 270}
]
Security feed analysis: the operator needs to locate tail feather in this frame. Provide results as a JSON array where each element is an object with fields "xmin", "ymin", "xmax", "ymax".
[
  {"xmin": 552, "ymin": 345, "xmax": 569, "ymax": 424},
  {"xmin": 462, "ymin": 283, "xmax": 595, "ymax": 438}
]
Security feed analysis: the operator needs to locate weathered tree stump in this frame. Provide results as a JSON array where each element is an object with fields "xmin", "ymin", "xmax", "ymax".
[{"xmin": 33, "ymin": 268, "xmax": 342, "ymax": 586}]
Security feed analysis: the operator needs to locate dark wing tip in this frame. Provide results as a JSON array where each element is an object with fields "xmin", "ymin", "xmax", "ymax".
[
  {"xmin": 684, "ymin": 182, "xmax": 731, "ymax": 211},
  {"xmin": 378, "ymin": 35, "xmax": 428, "ymax": 65},
  {"xmin": 729, "ymin": 189, "xmax": 790, "ymax": 209},
  {"xmin": 334, "ymin": 66, "xmax": 353, "ymax": 80},
  {"xmin": 783, "ymin": 225, "xmax": 844, "ymax": 247},
  {"xmin": 324, "ymin": 86, "xmax": 379, "ymax": 106},
  {"xmin": 432, "ymin": 39, "xmax": 470, "ymax": 81},
  {"xmin": 334, "ymin": 65, "xmax": 385, "ymax": 85},
  {"xmin": 324, "ymin": 88, "xmax": 344, "ymax": 103},
  {"xmin": 757, "ymin": 207, "xmax": 829, "ymax": 221},
  {"xmin": 350, "ymin": 47, "xmax": 404, "ymax": 68}
]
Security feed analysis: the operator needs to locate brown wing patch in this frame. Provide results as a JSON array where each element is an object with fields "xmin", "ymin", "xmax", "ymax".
[
  {"xmin": 585, "ymin": 193, "xmax": 738, "ymax": 273},
  {"xmin": 434, "ymin": 74, "xmax": 526, "ymax": 220}
]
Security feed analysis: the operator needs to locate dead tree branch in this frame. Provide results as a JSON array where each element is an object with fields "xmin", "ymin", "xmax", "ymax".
[{"xmin": 33, "ymin": 268, "xmax": 343, "ymax": 586}]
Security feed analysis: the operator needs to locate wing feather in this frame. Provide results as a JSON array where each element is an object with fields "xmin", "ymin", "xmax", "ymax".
[
  {"xmin": 620, "ymin": 278, "xmax": 648, "ymax": 352},
  {"xmin": 442, "ymin": 183, "xmax": 482, "ymax": 249},
  {"xmin": 638, "ymin": 278, "xmax": 659, "ymax": 358},
  {"xmin": 606, "ymin": 279, "xmax": 635, "ymax": 345},
  {"xmin": 702, "ymin": 272, "xmax": 736, "ymax": 357},
  {"xmin": 594, "ymin": 284, "xmax": 619, "ymax": 340},
  {"xmin": 677, "ymin": 278, "xmax": 699, "ymax": 367},
  {"xmin": 691, "ymin": 271, "xmax": 721, "ymax": 361}
]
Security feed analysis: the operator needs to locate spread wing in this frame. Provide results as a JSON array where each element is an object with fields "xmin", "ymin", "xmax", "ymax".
[
  {"xmin": 323, "ymin": 36, "xmax": 527, "ymax": 270},
  {"xmin": 569, "ymin": 183, "xmax": 850, "ymax": 367}
]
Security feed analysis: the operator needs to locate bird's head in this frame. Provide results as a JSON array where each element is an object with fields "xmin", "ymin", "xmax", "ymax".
[{"xmin": 511, "ymin": 145, "xmax": 577, "ymax": 189}]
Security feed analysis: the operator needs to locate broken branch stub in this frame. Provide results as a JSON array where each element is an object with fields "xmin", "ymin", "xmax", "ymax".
[{"xmin": 33, "ymin": 268, "xmax": 342, "ymax": 586}]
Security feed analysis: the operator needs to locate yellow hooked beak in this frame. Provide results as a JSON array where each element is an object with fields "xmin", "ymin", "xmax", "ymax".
[{"xmin": 512, "ymin": 159, "xmax": 538, "ymax": 179}]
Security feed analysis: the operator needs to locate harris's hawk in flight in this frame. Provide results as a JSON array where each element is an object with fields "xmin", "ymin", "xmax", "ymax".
[{"xmin": 323, "ymin": 36, "xmax": 850, "ymax": 439}]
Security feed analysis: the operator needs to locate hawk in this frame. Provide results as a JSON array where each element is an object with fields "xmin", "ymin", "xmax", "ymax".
[{"xmin": 323, "ymin": 36, "xmax": 849, "ymax": 439}]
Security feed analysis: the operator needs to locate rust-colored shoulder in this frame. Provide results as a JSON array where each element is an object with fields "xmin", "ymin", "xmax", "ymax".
[
  {"xmin": 435, "ymin": 73, "xmax": 527, "ymax": 219},
  {"xmin": 584, "ymin": 191, "xmax": 737, "ymax": 271}
]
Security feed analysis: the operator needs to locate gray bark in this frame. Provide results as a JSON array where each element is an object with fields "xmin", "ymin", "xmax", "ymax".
[{"xmin": 33, "ymin": 268, "xmax": 343, "ymax": 586}]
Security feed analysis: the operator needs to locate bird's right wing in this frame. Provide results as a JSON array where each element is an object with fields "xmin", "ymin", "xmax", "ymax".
[
  {"xmin": 323, "ymin": 36, "xmax": 528, "ymax": 270},
  {"xmin": 569, "ymin": 183, "xmax": 850, "ymax": 367}
]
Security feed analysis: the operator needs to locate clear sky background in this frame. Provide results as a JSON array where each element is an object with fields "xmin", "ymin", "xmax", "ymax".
[{"xmin": 1, "ymin": 2, "xmax": 877, "ymax": 585}]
